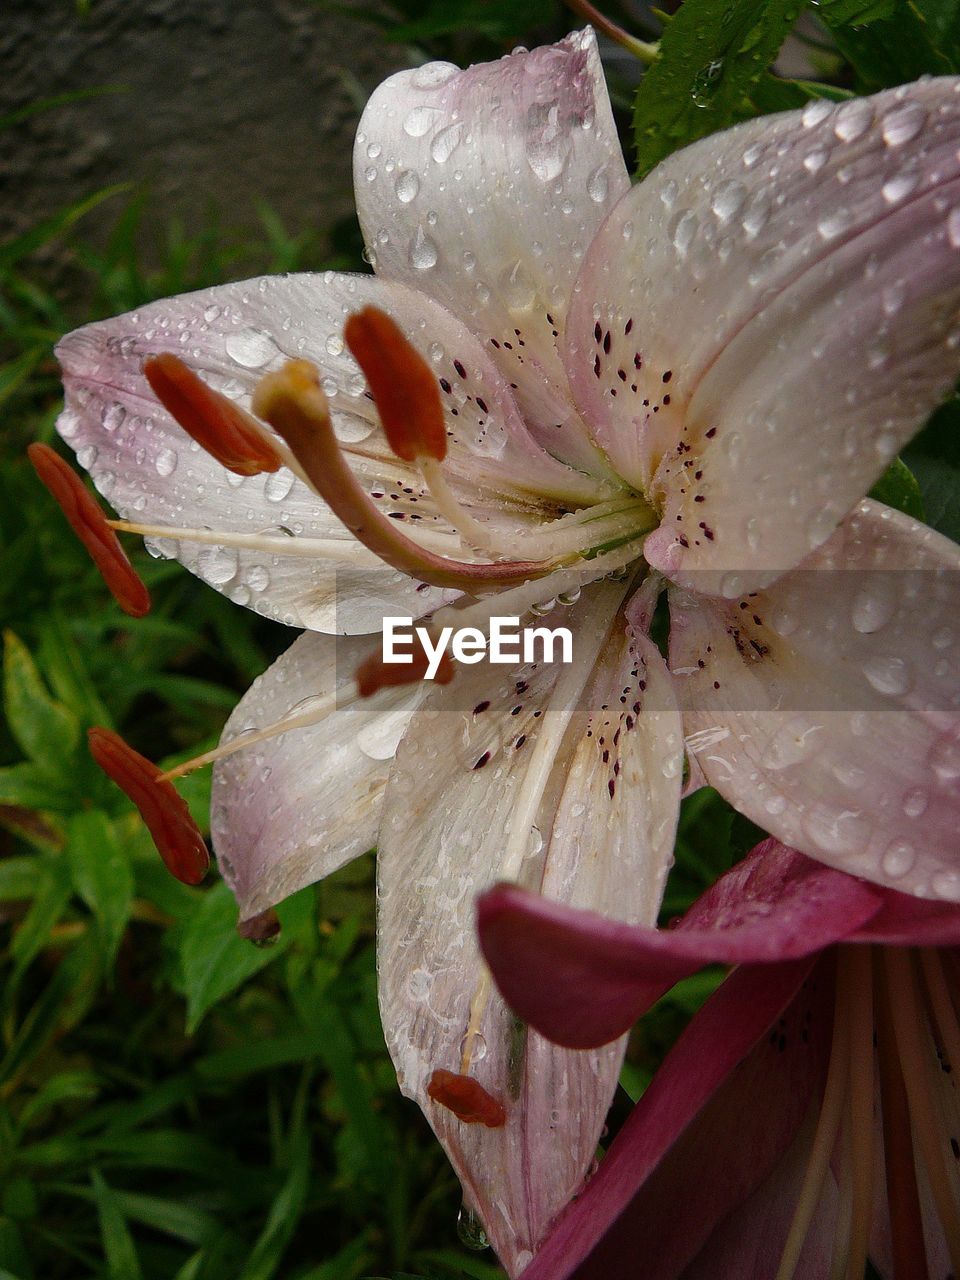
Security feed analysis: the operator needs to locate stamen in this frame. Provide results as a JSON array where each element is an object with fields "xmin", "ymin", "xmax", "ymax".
[
  {"xmin": 837, "ymin": 946, "xmax": 874, "ymax": 1280},
  {"xmin": 876, "ymin": 952, "xmax": 928, "ymax": 1280},
  {"xmin": 88, "ymin": 727, "xmax": 209, "ymax": 885},
  {"xmin": 343, "ymin": 306, "xmax": 446, "ymax": 462},
  {"xmin": 356, "ymin": 642, "xmax": 454, "ymax": 697},
  {"xmin": 250, "ymin": 359, "xmax": 555, "ymax": 591},
  {"xmin": 426, "ymin": 1069, "xmax": 506, "ymax": 1127},
  {"xmin": 143, "ymin": 353, "xmax": 283, "ymax": 476},
  {"xmin": 775, "ymin": 959, "xmax": 850, "ymax": 1280},
  {"xmin": 28, "ymin": 443, "xmax": 151, "ymax": 617},
  {"xmin": 107, "ymin": 520, "xmax": 384, "ymax": 565},
  {"xmin": 883, "ymin": 948, "xmax": 960, "ymax": 1276}
]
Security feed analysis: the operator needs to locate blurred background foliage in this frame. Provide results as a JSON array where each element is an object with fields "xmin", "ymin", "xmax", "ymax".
[{"xmin": 3, "ymin": 1, "xmax": 960, "ymax": 1277}]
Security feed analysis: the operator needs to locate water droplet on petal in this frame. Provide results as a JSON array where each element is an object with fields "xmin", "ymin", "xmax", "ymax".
[
  {"xmin": 710, "ymin": 179, "xmax": 747, "ymax": 223},
  {"xmin": 457, "ymin": 1206, "xmax": 489, "ymax": 1251},
  {"xmin": 881, "ymin": 838, "xmax": 916, "ymax": 879},
  {"xmin": 587, "ymin": 164, "xmax": 609, "ymax": 204},
  {"xmin": 154, "ymin": 447, "xmax": 178, "ymax": 477},
  {"xmin": 411, "ymin": 61, "xmax": 458, "ymax": 89},
  {"xmin": 833, "ymin": 99, "xmax": 872, "ymax": 142},
  {"xmin": 929, "ymin": 728, "xmax": 960, "ymax": 785},
  {"xmin": 933, "ymin": 869, "xmax": 960, "ymax": 901},
  {"xmin": 862, "ymin": 654, "xmax": 912, "ymax": 696},
  {"xmin": 881, "ymin": 171, "xmax": 919, "ymax": 204},
  {"xmin": 430, "ymin": 121, "xmax": 464, "ymax": 163},
  {"xmin": 802, "ymin": 98, "xmax": 833, "ymax": 129},
  {"xmin": 264, "ymin": 469, "xmax": 295, "ymax": 503},
  {"xmin": 882, "ymin": 102, "xmax": 925, "ymax": 146},
  {"xmin": 224, "ymin": 329, "xmax": 277, "ymax": 369},
  {"xmin": 395, "ymin": 169, "xmax": 420, "ymax": 203},
  {"xmin": 902, "ymin": 787, "xmax": 928, "ymax": 818},
  {"xmin": 409, "ymin": 225, "xmax": 439, "ymax": 270},
  {"xmin": 101, "ymin": 402, "xmax": 126, "ymax": 432},
  {"xmin": 197, "ymin": 544, "xmax": 239, "ymax": 585},
  {"xmin": 851, "ymin": 580, "xmax": 896, "ymax": 633},
  {"xmin": 403, "ymin": 105, "xmax": 440, "ymax": 137}
]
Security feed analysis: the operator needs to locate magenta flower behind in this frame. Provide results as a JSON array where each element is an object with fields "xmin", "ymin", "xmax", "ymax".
[
  {"xmin": 479, "ymin": 841, "xmax": 960, "ymax": 1277},
  {"xmin": 37, "ymin": 24, "xmax": 960, "ymax": 1274}
]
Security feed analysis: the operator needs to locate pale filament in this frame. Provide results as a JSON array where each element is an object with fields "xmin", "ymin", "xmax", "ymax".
[{"xmin": 459, "ymin": 577, "xmax": 634, "ymax": 1074}]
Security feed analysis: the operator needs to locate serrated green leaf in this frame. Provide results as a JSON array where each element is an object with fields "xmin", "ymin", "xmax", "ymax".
[
  {"xmin": 632, "ymin": 0, "xmax": 804, "ymax": 177},
  {"xmin": 3, "ymin": 631, "xmax": 79, "ymax": 772},
  {"xmin": 817, "ymin": 0, "xmax": 955, "ymax": 86},
  {"xmin": 66, "ymin": 810, "xmax": 133, "ymax": 968}
]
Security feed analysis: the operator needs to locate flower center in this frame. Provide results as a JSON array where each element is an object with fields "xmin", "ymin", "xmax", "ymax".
[{"xmin": 777, "ymin": 945, "xmax": 960, "ymax": 1280}]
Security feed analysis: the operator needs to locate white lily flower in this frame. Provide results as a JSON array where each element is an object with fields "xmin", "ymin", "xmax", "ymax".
[{"xmin": 49, "ymin": 29, "xmax": 960, "ymax": 1274}]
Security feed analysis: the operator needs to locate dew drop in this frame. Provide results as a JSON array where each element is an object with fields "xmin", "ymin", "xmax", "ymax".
[
  {"xmin": 928, "ymin": 728, "xmax": 960, "ymax": 784},
  {"xmin": 101, "ymin": 402, "xmax": 126, "ymax": 432},
  {"xmin": 197, "ymin": 544, "xmax": 240, "ymax": 585},
  {"xmin": 882, "ymin": 102, "xmax": 925, "ymax": 146},
  {"xmin": 500, "ymin": 259, "xmax": 536, "ymax": 311},
  {"xmin": 851, "ymin": 580, "xmax": 896, "ymax": 633},
  {"xmin": 881, "ymin": 838, "xmax": 916, "ymax": 879},
  {"xmin": 76, "ymin": 444, "xmax": 99, "ymax": 470},
  {"xmin": 710, "ymin": 179, "xmax": 747, "ymax": 223},
  {"xmin": 802, "ymin": 99, "xmax": 833, "ymax": 129},
  {"xmin": 803, "ymin": 149, "xmax": 828, "ymax": 174},
  {"xmin": 804, "ymin": 807, "xmax": 870, "ymax": 858},
  {"xmin": 862, "ymin": 654, "xmax": 912, "ymax": 696},
  {"xmin": 948, "ymin": 207, "xmax": 960, "ymax": 250},
  {"xmin": 403, "ymin": 105, "xmax": 439, "ymax": 137},
  {"xmin": 457, "ymin": 1206, "xmax": 489, "ymax": 1251},
  {"xmin": 154, "ymin": 447, "xmax": 178, "ymax": 477},
  {"xmin": 586, "ymin": 164, "xmax": 609, "ymax": 204},
  {"xmin": 264, "ymin": 469, "xmax": 295, "ymax": 503},
  {"xmin": 395, "ymin": 169, "xmax": 420, "ymax": 203},
  {"xmin": 430, "ymin": 121, "xmax": 464, "ymax": 164},
  {"xmin": 224, "ymin": 329, "xmax": 277, "ymax": 369},
  {"xmin": 833, "ymin": 99, "xmax": 872, "ymax": 142},
  {"xmin": 817, "ymin": 209, "xmax": 853, "ymax": 240},
  {"xmin": 409, "ymin": 225, "xmax": 439, "ymax": 271},
  {"xmin": 881, "ymin": 171, "xmax": 919, "ymax": 204},
  {"xmin": 411, "ymin": 61, "xmax": 458, "ymax": 89},
  {"xmin": 246, "ymin": 564, "xmax": 271, "ymax": 592},
  {"xmin": 203, "ymin": 303, "xmax": 222, "ymax": 322},
  {"xmin": 933, "ymin": 869, "xmax": 960, "ymax": 901}
]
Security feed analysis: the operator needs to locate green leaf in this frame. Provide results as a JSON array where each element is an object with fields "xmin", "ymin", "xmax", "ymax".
[
  {"xmin": 0, "ymin": 185, "xmax": 130, "ymax": 272},
  {"xmin": 178, "ymin": 882, "xmax": 296, "ymax": 1032},
  {"xmin": 816, "ymin": 0, "xmax": 955, "ymax": 87},
  {"xmin": 66, "ymin": 811, "xmax": 134, "ymax": 967},
  {"xmin": 0, "ymin": 763, "xmax": 76, "ymax": 811},
  {"xmin": 867, "ymin": 456, "xmax": 925, "ymax": 520},
  {"xmin": 3, "ymin": 631, "xmax": 80, "ymax": 772},
  {"xmin": 632, "ymin": 0, "xmax": 805, "ymax": 177},
  {"xmin": 92, "ymin": 1171, "xmax": 144, "ymax": 1280},
  {"xmin": 237, "ymin": 1128, "xmax": 311, "ymax": 1280}
]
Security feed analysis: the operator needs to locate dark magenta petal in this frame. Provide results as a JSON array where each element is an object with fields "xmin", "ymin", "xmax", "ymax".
[
  {"xmin": 850, "ymin": 883, "xmax": 960, "ymax": 946},
  {"xmin": 478, "ymin": 840, "xmax": 879, "ymax": 1048},
  {"xmin": 521, "ymin": 957, "xmax": 828, "ymax": 1280}
]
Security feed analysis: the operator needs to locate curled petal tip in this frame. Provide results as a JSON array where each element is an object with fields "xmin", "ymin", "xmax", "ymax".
[
  {"xmin": 28, "ymin": 443, "xmax": 151, "ymax": 617},
  {"xmin": 427, "ymin": 1069, "xmax": 506, "ymax": 1127},
  {"xmin": 143, "ymin": 353, "xmax": 283, "ymax": 476},
  {"xmin": 87, "ymin": 726, "xmax": 209, "ymax": 886},
  {"xmin": 345, "ymin": 306, "xmax": 447, "ymax": 462},
  {"xmin": 237, "ymin": 907, "xmax": 281, "ymax": 945}
]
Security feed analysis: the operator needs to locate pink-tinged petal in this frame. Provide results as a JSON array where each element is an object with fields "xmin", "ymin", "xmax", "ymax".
[
  {"xmin": 566, "ymin": 79, "xmax": 960, "ymax": 591},
  {"xmin": 356, "ymin": 29, "xmax": 628, "ymax": 479},
  {"xmin": 852, "ymin": 884, "xmax": 960, "ymax": 946},
  {"xmin": 479, "ymin": 840, "xmax": 878, "ymax": 1049},
  {"xmin": 671, "ymin": 500, "xmax": 960, "ymax": 899},
  {"xmin": 521, "ymin": 957, "xmax": 829, "ymax": 1280},
  {"xmin": 212, "ymin": 631, "xmax": 419, "ymax": 920},
  {"xmin": 56, "ymin": 273, "xmax": 600, "ymax": 634},
  {"xmin": 377, "ymin": 582, "xmax": 681, "ymax": 1275}
]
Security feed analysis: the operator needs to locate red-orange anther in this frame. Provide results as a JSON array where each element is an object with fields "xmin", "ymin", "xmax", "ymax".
[
  {"xmin": 355, "ymin": 643, "xmax": 454, "ymax": 698},
  {"xmin": 344, "ymin": 306, "xmax": 447, "ymax": 462},
  {"xmin": 144, "ymin": 353, "xmax": 283, "ymax": 476},
  {"xmin": 28, "ymin": 443, "xmax": 151, "ymax": 617},
  {"xmin": 88, "ymin": 727, "xmax": 209, "ymax": 886},
  {"xmin": 427, "ymin": 1069, "xmax": 507, "ymax": 1127}
]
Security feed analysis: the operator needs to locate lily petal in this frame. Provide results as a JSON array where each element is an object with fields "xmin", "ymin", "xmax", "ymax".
[
  {"xmin": 212, "ymin": 631, "xmax": 419, "ymax": 920},
  {"xmin": 566, "ymin": 78, "xmax": 960, "ymax": 592},
  {"xmin": 376, "ymin": 583, "xmax": 682, "ymax": 1274},
  {"xmin": 519, "ymin": 958, "xmax": 827, "ymax": 1280},
  {"xmin": 478, "ymin": 840, "xmax": 879, "ymax": 1049},
  {"xmin": 672, "ymin": 500, "xmax": 960, "ymax": 898},
  {"xmin": 56, "ymin": 273, "xmax": 597, "ymax": 632},
  {"xmin": 355, "ymin": 29, "xmax": 628, "ymax": 478}
]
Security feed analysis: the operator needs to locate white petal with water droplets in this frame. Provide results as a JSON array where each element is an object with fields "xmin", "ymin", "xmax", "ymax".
[
  {"xmin": 56, "ymin": 272, "xmax": 601, "ymax": 631},
  {"xmin": 355, "ymin": 29, "xmax": 629, "ymax": 479},
  {"xmin": 669, "ymin": 501, "xmax": 960, "ymax": 898},
  {"xmin": 376, "ymin": 583, "xmax": 682, "ymax": 1275},
  {"xmin": 565, "ymin": 77, "xmax": 960, "ymax": 592},
  {"xmin": 212, "ymin": 631, "xmax": 421, "ymax": 920}
]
